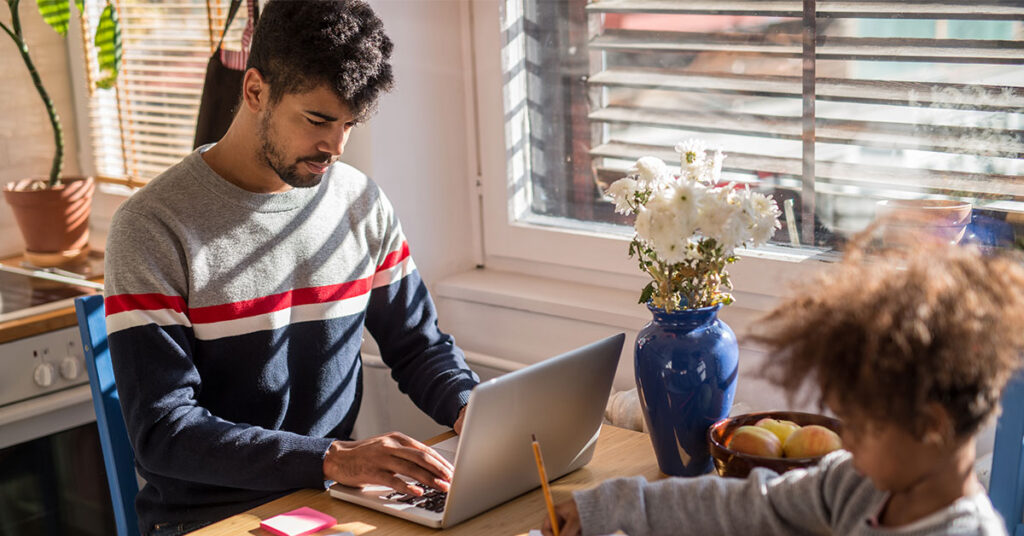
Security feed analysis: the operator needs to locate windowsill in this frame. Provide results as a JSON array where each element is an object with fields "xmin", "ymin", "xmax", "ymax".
[
  {"xmin": 435, "ymin": 268, "xmax": 650, "ymax": 330},
  {"xmin": 433, "ymin": 264, "xmax": 798, "ymax": 337}
]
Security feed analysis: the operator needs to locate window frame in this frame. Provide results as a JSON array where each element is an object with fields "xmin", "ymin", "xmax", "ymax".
[{"xmin": 469, "ymin": 0, "xmax": 830, "ymax": 299}]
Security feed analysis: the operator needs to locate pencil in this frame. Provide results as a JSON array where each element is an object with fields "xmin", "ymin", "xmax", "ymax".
[{"xmin": 532, "ymin": 433, "xmax": 560, "ymax": 536}]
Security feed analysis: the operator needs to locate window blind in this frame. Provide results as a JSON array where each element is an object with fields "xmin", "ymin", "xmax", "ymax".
[
  {"xmin": 88, "ymin": 0, "xmax": 250, "ymax": 183},
  {"xmin": 565, "ymin": 1, "xmax": 1024, "ymax": 247}
]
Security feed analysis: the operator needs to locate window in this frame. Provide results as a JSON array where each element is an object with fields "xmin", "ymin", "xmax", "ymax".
[
  {"xmin": 82, "ymin": 0, "xmax": 251, "ymax": 184},
  {"xmin": 486, "ymin": 0, "xmax": 1023, "ymax": 261}
]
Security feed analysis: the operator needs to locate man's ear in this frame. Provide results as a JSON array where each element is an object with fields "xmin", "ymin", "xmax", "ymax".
[{"xmin": 242, "ymin": 68, "xmax": 269, "ymax": 113}]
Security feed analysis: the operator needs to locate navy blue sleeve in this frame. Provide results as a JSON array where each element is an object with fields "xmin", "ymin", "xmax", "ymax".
[{"xmin": 364, "ymin": 266, "xmax": 479, "ymax": 427}]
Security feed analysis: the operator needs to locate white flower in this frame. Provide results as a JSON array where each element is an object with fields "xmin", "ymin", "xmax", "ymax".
[
  {"xmin": 635, "ymin": 183, "xmax": 702, "ymax": 263},
  {"xmin": 698, "ymin": 185, "xmax": 746, "ymax": 251},
  {"xmin": 604, "ymin": 178, "xmax": 640, "ymax": 215},
  {"xmin": 741, "ymin": 189, "xmax": 782, "ymax": 246},
  {"xmin": 628, "ymin": 156, "xmax": 670, "ymax": 189},
  {"xmin": 601, "ymin": 139, "xmax": 783, "ymax": 311},
  {"xmin": 669, "ymin": 177, "xmax": 705, "ymax": 230},
  {"xmin": 675, "ymin": 139, "xmax": 708, "ymax": 182},
  {"xmin": 675, "ymin": 139, "xmax": 707, "ymax": 164},
  {"xmin": 703, "ymin": 149, "xmax": 726, "ymax": 184}
]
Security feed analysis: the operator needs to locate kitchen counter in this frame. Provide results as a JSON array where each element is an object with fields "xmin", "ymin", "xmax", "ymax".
[{"xmin": 0, "ymin": 254, "xmax": 104, "ymax": 344}]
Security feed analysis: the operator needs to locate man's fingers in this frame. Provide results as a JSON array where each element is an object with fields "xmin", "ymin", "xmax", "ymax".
[
  {"xmin": 387, "ymin": 458, "xmax": 451, "ymax": 492},
  {"xmin": 377, "ymin": 471, "xmax": 425, "ymax": 497},
  {"xmin": 324, "ymin": 433, "xmax": 457, "ymax": 494},
  {"xmin": 388, "ymin": 438, "xmax": 454, "ymax": 479},
  {"xmin": 389, "ymin": 433, "xmax": 454, "ymax": 473}
]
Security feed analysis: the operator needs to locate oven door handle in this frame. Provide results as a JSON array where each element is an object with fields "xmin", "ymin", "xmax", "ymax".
[{"xmin": 0, "ymin": 385, "xmax": 93, "ymax": 427}]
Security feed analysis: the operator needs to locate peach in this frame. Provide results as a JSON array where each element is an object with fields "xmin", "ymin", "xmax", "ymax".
[
  {"xmin": 727, "ymin": 425, "xmax": 783, "ymax": 458},
  {"xmin": 754, "ymin": 418, "xmax": 801, "ymax": 444},
  {"xmin": 783, "ymin": 425, "xmax": 842, "ymax": 459}
]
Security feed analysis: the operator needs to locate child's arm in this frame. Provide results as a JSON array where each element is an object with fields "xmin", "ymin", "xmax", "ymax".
[{"xmin": 573, "ymin": 451, "xmax": 861, "ymax": 536}]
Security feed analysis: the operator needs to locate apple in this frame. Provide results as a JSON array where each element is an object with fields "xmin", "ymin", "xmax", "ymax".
[
  {"xmin": 727, "ymin": 425, "xmax": 783, "ymax": 458},
  {"xmin": 783, "ymin": 425, "xmax": 842, "ymax": 458},
  {"xmin": 754, "ymin": 418, "xmax": 801, "ymax": 444}
]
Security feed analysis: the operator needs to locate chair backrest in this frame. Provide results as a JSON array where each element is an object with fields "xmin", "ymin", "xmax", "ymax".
[
  {"xmin": 990, "ymin": 371, "xmax": 1024, "ymax": 536},
  {"xmin": 75, "ymin": 294, "xmax": 141, "ymax": 536}
]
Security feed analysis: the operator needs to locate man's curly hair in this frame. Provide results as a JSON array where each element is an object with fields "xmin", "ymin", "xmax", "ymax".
[
  {"xmin": 247, "ymin": 0, "xmax": 394, "ymax": 121},
  {"xmin": 755, "ymin": 244, "xmax": 1024, "ymax": 440}
]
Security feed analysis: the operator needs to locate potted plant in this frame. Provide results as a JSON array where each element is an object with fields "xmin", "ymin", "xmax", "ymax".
[
  {"xmin": 2, "ymin": 0, "xmax": 121, "ymax": 266},
  {"xmin": 603, "ymin": 140, "xmax": 782, "ymax": 476}
]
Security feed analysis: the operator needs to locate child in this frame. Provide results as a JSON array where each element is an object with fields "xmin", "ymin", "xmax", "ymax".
[{"xmin": 543, "ymin": 244, "xmax": 1024, "ymax": 536}]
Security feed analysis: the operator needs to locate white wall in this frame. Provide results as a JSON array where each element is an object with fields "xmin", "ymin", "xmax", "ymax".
[
  {"xmin": 0, "ymin": 2, "xmax": 83, "ymax": 257},
  {"xmin": 359, "ymin": 0, "xmax": 479, "ymax": 284}
]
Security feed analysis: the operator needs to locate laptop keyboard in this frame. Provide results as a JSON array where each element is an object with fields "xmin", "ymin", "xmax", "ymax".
[{"xmin": 380, "ymin": 485, "xmax": 448, "ymax": 513}]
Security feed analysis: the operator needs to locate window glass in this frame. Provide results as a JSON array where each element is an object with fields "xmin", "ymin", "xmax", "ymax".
[
  {"xmin": 500, "ymin": 0, "xmax": 1024, "ymax": 251},
  {"xmin": 87, "ymin": 0, "xmax": 251, "ymax": 181}
]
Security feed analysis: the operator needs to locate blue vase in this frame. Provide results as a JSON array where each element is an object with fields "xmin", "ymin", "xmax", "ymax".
[{"xmin": 635, "ymin": 303, "xmax": 739, "ymax": 476}]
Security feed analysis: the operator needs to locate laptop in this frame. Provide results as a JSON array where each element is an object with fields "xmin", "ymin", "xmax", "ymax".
[{"xmin": 328, "ymin": 332, "xmax": 625, "ymax": 528}]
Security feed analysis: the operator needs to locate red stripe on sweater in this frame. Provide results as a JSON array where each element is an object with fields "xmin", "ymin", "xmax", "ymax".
[
  {"xmin": 188, "ymin": 277, "xmax": 375, "ymax": 324},
  {"xmin": 105, "ymin": 293, "xmax": 187, "ymax": 315},
  {"xmin": 106, "ymin": 244, "xmax": 411, "ymax": 324},
  {"xmin": 377, "ymin": 242, "xmax": 410, "ymax": 272}
]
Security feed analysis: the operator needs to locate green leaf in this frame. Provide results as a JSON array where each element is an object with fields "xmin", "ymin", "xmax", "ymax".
[
  {"xmin": 638, "ymin": 282, "xmax": 655, "ymax": 305},
  {"xmin": 73, "ymin": 0, "xmax": 82, "ymax": 14},
  {"xmin": 36, "ymin": 0, "xmax": 69, "ymax": 36},
  {"xmin": 94, "ymin": 2, "xmax": 121, "ymax": 89}
]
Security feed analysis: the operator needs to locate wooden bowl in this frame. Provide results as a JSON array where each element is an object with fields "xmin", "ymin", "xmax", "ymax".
[{"xmin": 707, "ymin": 411, "xmax": 843, "ymax": 478}]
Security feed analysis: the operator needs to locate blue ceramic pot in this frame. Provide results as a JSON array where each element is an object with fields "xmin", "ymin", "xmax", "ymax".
[{"xmin": 635, "ymin": 303, "xmax": 739, "ymax": 476}]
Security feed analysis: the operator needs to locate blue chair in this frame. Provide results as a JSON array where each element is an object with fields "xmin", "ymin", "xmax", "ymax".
[
  {"xmin": 75, "ymin": 294, "xmax": 141, "ymax": 536},
  {"xmin": 990, "ymin": 372, "xmax": 1024, "ymax": 536}
]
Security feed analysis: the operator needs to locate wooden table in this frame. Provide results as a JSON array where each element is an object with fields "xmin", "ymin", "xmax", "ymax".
[{"xmin": 192, "ymin": 425, "xmax": 661, "ymax": 536}]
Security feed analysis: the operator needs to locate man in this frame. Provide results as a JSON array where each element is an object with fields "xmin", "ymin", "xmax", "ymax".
[{"xmin": 102, "ymin": 2, "xmax": 479, "ymax": 534}]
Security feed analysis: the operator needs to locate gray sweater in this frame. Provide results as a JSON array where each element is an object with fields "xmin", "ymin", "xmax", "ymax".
[
  {"xmin": 104, "ymin": 148, "xmax": 478, "ymax": 529},
  {"xmin": 574, "ymin": 451, "xmax": 1006, "ymax": 535}
]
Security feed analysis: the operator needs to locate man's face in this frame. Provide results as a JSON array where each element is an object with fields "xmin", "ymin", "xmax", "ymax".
[{"xmin": 257, "ymin": 84, "xmax": 358, "ymax": 189}]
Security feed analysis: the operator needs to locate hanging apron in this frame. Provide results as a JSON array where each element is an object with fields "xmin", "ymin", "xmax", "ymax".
[{"xmin": 192, "ymin": 0, "xmax": 259, "ymax": 149}]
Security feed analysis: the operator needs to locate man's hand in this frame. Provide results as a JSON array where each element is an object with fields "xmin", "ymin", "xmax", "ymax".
[
  {"xmin": 454, "ymin": 405, "xmax": 468, "ymax": 435},
  {"xmin": 323, "ymin": 432, "xmax": 454, "ymax": 496},
  {"xmin": 542, "ymin": 498, "xmax": 582, "ymax": 536}
]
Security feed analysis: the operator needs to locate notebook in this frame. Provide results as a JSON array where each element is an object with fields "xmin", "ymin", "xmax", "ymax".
[{"xmin": 328, "ymin": 332, "xmax": 625, "ymax": 528}]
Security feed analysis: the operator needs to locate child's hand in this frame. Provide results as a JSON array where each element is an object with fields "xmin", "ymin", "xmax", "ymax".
[{"xmin": 541, "ymin": 498, "xmax": 582, "ymax": 536}]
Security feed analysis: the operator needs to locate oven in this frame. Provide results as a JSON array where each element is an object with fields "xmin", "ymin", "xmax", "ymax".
[{"xmin": 0, "ymin": 254, "xmax": 117, "ymax": 535}]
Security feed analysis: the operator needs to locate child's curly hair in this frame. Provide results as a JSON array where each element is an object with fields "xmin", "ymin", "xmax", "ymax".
[
  {"xmin": 756, "ymin": 244, "xmax": 1024, "ymax": 440},
  {"xmin": 248, "ymin": 0, "xmax": 394, "ymax": 121}
]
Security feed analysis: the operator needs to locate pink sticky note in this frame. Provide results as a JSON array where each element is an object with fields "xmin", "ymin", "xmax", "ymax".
[{"xmin": 259, "ymin": 507, "xmax": 337, "ymax": 536}]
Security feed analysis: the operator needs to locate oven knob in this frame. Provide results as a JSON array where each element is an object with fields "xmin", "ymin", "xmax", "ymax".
[
  {"xmin": 60, "ymin": 357, "xmax": 81, "ymax": 380},
  {"xmin": 33, "ymin": 362, "xmax": 56, "ymax": 387}
]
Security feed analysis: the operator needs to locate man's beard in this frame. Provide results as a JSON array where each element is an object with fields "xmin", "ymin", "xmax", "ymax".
[{"xmin": 258, "ymin": 112, "xmax": 332, "ymax": 189}]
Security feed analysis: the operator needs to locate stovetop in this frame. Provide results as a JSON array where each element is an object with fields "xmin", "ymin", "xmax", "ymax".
[{"xmin": 0, "ymin": 251, "xmax": 104, "ymax": 324}]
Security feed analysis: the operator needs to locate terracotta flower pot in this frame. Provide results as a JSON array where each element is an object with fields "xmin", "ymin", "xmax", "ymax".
[{"xmin": 3, "ymin": 176, "xmax": 95, "ymax": 266}]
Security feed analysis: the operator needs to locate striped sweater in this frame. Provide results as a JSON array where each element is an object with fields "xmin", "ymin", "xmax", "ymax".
[{"xmin": 103, "ymin": 147, "xmax": 479, "ymax": 531}]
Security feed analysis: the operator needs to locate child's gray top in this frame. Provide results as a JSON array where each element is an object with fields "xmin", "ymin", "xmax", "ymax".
[{"xmin": 575, "ymin": 450, "xmax": 1006, "ymax": 535}]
